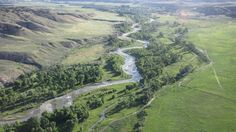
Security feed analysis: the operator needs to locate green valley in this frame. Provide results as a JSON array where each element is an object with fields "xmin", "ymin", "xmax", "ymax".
[{"xmin": 0, "ymin": 1, "xmax": 236, "ymax": 132}]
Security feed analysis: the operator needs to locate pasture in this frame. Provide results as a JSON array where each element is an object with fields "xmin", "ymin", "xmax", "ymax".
[{"xmin": 144, "ymin": 15, "xmax": 236, "ymax": 132}]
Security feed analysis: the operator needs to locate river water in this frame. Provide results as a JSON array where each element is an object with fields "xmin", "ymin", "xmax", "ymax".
[{"xmin": 0, "ymin": 23, "xmax": 148, "ymax": 124}]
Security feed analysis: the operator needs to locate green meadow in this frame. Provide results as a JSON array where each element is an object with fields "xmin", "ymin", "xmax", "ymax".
[{"xmin": 144, "ymin": 15, "xmax": 236, "ymax": 132}]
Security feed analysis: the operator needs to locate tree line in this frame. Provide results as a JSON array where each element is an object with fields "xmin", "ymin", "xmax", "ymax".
[
  {"xmin": 0, "ymin": 64, "xmax": 103, "ymax": 112},
  {"xmin": 106, "ymin": 36, "xmax": 134, "ymax": 51},
  {"xmin": 105, "ymin": 54, "xmax": 124, "ymax": 76},
  {"xmin": 4, "ymin": 104, "xmax": 89, "ymax": 132},
  {"xmin": 126, "ymin": 20, "xmax": 197, "ymax": 131},
  {"xmin": 114, "ymin": 22, "xmax": 132, "ymax": 34}
]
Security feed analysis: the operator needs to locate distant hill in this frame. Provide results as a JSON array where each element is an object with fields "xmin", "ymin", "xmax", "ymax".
[
  {"xmin": 1, "ymin": 0, "xmax": 234, "ymax": 4},
  {"xmin": 0, "ymin": 0, "xmax": 12, "ymax": 4},
  {"xmin": 5, "ymin": 0, "xmax": 134, "ymax": 3},
  {"xmin": 188, "ymin": 0, "xmax": 235, "ymax": 2},
  {"xmin": 51, "ymin": 0, "xmax": 132, "ymax": 3},
  {"xmin": 141, "ymin": 0, "xmax": 235, "ymax": 3}
]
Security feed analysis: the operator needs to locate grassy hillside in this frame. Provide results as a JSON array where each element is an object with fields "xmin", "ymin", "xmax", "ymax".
[
  {"xmin": 0, "ymin": 4, "xmax": 125, "ymax": 83},
  {"xmin": 62, "ymin": 44, "xmax": 105, "ymax": 65},
  {"xmin": 144, "ymin": 15, "xmax": 236, "ymax": 132}
]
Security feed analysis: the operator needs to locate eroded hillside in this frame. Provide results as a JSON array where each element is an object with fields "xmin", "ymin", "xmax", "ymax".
[{"xmin": 0, "ymin": 5, "xmax": 124, "ymax": 85}]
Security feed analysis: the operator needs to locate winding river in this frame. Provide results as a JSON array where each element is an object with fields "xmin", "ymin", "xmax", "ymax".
[{"xmin": 0, "ymin": 21, "xmax": 150, "ymax": 124}]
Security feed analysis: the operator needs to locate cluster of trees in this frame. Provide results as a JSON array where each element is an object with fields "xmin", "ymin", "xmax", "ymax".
[
  {"xmin": 129, "ymin": 31, "xmax": 152, "ymax": 41},
  {"xmin": 175, "ymin": 64, "xmax": 194, "ymax": 81},
  {"xmin": 114, "ymin": 22, "xmax": 132, "ymax": 34},
  {"xmin": 127, "ymin": 20, "xmax": 202, "ymax": 110},
  {"xmin": 129, "ymin": 22, "xmax": 162, "ymax": 40},
  {"xmin": 0, "ymin": 64, "xmax": 103, "ymax": 111},
  {"xmin": 5, "ymin": 104, "xmax": 89, "ymax": 132},
  {"xmin": 133, "ymin": 110, "xmax": 147, "ymax": 132},
  {"xmin": 86, "ymin": 96, "xmax": 104, "ymax": 109},
  {"xmin": 107, "ymin": 93, "xmax": 138, "ymax": 115},
  {"xmin": 174, "ymin": 26, "xmax": 188, "ymax": 35},
  {"xmin": 169, "ymin": 22, "xmax": 210, "ymax": 64},
  {"xmin": 14, "ymin": 64, "xmax": 102, "ymax": 91},
  {"xmin": 106, "ymin": 83, "xmax": 159, "ymax": 117},
  {"xmin": 130, "ymin": 40, "xmax": 181, "ymax": 85},
  {"xmin": 173, "ymin": 34, "xmax": 210, "ymax": 63},
  {"xmin": 115, "ymin": 6, "xmax": 152, "ymax": 23},
  {"xmin": 107, "ymin": 36, "xmax": 133, "ymax": 50},
  {"xmin": 105, "ymin": 54, "xmax": 124, "ymax": 76},
  {"xmin": 125, "ymin": 83, "xmax": 137, "ymax": 91},
  {"xmin": 124, "ymin": 21, "xmax": 197, "ymax": 131},
  {"xmin": 183, "ymin": 42, "xmax": 210, "ymax": 63},
  {"xmin": 4, "ymin": 87, "xmax": 123, "ymax": 132},
  {"xmin": 128, "ymin": 32, "xmax": 190, "ymax": 108},
  {"xmin": 106, "ymin": 84, "xmax": 141, "ymax": 115}
]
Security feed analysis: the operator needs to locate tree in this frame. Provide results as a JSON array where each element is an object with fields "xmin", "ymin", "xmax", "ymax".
[
  {"xmin": 19, "ymin": 117, "xmax": 41, "ymax": 132},
  {"xmin": 64, "ymin": 119, "xmax": 76, "ymax": 132},
  {"xmin": 87, "ymin": 97, "xmax": 104, "ymax": 109},
  {"xmin": 137, "ymin": 110, "xmax": 147, "ymax": 121}
]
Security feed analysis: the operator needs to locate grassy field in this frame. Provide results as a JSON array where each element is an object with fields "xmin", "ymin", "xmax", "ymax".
[
  {"xmin": 51, "ymin": 20, "xmax": 114, "ymax": 39},
  {"xmin": 62, "ymin": 44, "xmax": 105, "ymax": 65},
  {"xmin": 144, "ymin": 15, "xmax": 236, "ymax": 132}
]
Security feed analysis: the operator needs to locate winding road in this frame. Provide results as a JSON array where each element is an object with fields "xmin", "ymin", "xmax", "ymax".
[{"xmin": 0, "ymin": 21, "xmax": 149, "ymax": 124}]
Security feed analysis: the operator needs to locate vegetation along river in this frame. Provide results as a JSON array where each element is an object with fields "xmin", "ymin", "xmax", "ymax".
[{"xmin": 0, "ymin": 20, "xmax": 152, "ymax": 124}]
